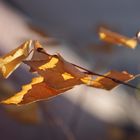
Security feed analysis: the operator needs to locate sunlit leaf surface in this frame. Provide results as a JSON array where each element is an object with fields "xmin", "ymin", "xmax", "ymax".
[
  {"xmin": 0, "ymin": 40, "xmax": 138, "ymax": 105},
  {"xmin": 0, "ymin": 40, "xmax": 32, "ymax": 78},
  {"xmin": 98, "ymin": 27, "xmax": 137, "ymax": 49}
]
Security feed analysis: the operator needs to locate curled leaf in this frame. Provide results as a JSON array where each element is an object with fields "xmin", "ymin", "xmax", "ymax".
[
  {"xmin": 24, "ymin": 41, "xmax": 86, "ymax": 90},
  {"xmin": 0, "ymin": 40, "xmax": 32, "ymax": 78},
  {"xmin": 24, "ymin": 56, "xmax": 86, "ymax": 90},
  {"xmin": 1, "ymin": 41, "xmax": 138, "ymax": 105},
  {"xmin": 0, "ymin": 78, "xmax": 41, "ymax": 123},
  {"xmin": 98, "ymin": 27, "xmax": 137, "ymax": 49},
  {"xmin": 81, "ymin": 70, "xmax": 135, "ymax": 90},
  {"xmin": 1, "ymin": 76, "xmax": 70, "ymax": 105}
]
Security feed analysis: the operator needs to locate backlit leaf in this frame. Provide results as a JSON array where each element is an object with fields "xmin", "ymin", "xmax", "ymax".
[
  {"xmin": 24, "ymin": 41, "xmax": 86, "ymax": 90},
  {"xmin": 81, "ymin": 70, "xmax": 135, "ymax": 90},
  {"xmin": 98, "ymin": 27, "xmax": 137, "ymax": 49},
  {"xmin": 2, "ymin": 76, "xmax": 70, "ymax": 105},
  {"xmin": 1, "ymin": 40, "xmax": 138, "ymax": 105},
  {"xmin": 0, "ymin": 78, "xmax": 41, "ymax": 123},
  {"xmin": 0, "ymin": 40, "xmax": 32, "ymax": 78}
]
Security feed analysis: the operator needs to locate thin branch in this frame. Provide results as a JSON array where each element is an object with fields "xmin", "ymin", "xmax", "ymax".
[
  {"xmin": 72, "ymin": 63, "xmax": 140, "ymax": 91},
  {"xmin": 37, "ymin": 48, "xmax": 140, "ymax": 90}
]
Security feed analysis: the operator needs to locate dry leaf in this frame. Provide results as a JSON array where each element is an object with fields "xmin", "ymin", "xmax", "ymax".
[
  {"xmin": 2, "ymin": 70, "xmax": 135, "ymax": 105},
  {"xmin": 81, "ymin": 70, "xmax": 135, "ymax": 90},
  {"xmin": 0, "ymin": 40, "xmax": 32, "ymax": 78},
  {"xmin": 24, "ymin": 57, "xmax": 86, "ymax": 90},
  {"xmin": 98, "ymin": 27, "xmax": 137, "ymax": 49},
  {"xmin": 1, "ymin": 41, "xmax": 137, "ymax": 105},
  {"xmin": 1, "ymin": 76, "xmax": 70, "ymax": 104},
  {"xmin": 0, "ymin": 78, "xmax": 41, "ymax": 123},
  {"xmin": 24, "ymin": 41, "xmax": 86, "ymax": 90}
]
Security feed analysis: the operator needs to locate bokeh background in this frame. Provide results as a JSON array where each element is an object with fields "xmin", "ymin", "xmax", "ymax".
[{"xmin": 1, "ymin": 0, "xmax": 140, "ymax": 139}]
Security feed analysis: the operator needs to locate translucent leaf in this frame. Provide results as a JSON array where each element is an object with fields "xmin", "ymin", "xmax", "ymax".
[
  {"xmin": 1, "ymin": 76, "xmax": 70, "ymax": 105},
  {"xmin": 0, "ymin": 40, "xmax": 32, "ymax": 78},
  {"xmin": 98, "ymin": 27, "xmax": 137, "ymax": 49}
]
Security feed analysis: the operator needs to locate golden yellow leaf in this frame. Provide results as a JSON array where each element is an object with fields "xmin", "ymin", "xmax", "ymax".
[
  {"xmin": 0, "ymin": 78, "xmax": 41, "ymax": 123},
  {"xmin": 81, "ymin": 70, "xmax": 134, "ymax": 90},
  {"xmin": 98, "ymin": 27, "xmax": 137, "ymax": 49},
  {"xmin": 1, "ymin": 76, "xmax": 44, "ymax": 104},
  {"xmin": 1, "ymin": 41, "xmax": 137, "ymax": 105},
  {"xmin": 1, "ymin": 76, "xmax": 70, "ymax": 105},
  {"xmin": 24, "ymin": 57, "xmax": 85, "ymax": 90},
  {"xmin": 0, "ymin": 40, "xmax": 32, "ymax": 78}
]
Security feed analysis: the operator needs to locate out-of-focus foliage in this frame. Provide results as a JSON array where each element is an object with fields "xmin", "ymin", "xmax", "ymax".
[{"xmin": 98, "ymin": 26, "xmax": 138, "ymax": 49}]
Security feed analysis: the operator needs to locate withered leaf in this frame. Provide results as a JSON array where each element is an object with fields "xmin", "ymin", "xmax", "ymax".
[
  {"xmin": 24, "ymin": 41, "xmax": 86, "ymax": 90},
  {"xmin": 0, "ymin": 78, "xmax": 41, "ymax": 123},
  {"xmin": 81, "ymin": 70, "xmax": 135, "ymax": 90},
  {"xmin": 1, "ymin": 41, "xmax": 138, "ymax": 105},
  {"xmin": 0, "ymin": 40, "xmax": 32, "ymax": 78},
  {"xmin": 98, "ymin": 27, "xmax": 137, "ymax": 49},
  {"xmin": 24, "ymin": 56, "xmax": 86, "ymax": 90},
  {"xmin": 26, "ymin": 41, "xmax": 135, "ymax": 90},
  {"xmin": 1, "ymin": 76, "xmax": 70, "ymax": 105},
  {"xmin": 2, "ymin": 70, "xmax": 135, "ymax": 105}
]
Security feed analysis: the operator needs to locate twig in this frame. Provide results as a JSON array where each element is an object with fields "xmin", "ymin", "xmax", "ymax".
[
  {"xmin": 37, "ymin": 47, "xmax": 140, "ymax": 90},
  {"xmin": 71, "ymin": 63, "xmax": 140, "ymax": 90}
]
